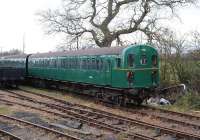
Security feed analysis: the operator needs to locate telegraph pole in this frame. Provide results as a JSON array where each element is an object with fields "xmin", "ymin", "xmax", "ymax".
[
  {"xmin": 76, "ymin": 36, "xmax": 79, "ymax": 50},
  {"xmin": 23, "ymin": 33, "xmax": 25, "ymax": 54},
  {"xmin": 0, "ymin": 46, "xmax": 3, "ymax": 56}
]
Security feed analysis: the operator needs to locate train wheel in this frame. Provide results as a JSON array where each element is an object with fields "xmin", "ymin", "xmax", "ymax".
[
  {"xmin": 136, "ymin": 98, "xmax": 143, "ymax": 106},
  {"xmin": 118, "ymin": 96, "xmax": 127, "ymax": 107},
  {"xmin": 117, "ymin": 96, "xmax": 123, "ymax": 106}
]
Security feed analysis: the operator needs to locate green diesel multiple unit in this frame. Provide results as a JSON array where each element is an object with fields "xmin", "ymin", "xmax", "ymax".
[
  {"xmin": 27, "ymin": 44, "xmax": 159, "ymax": 105},
  {"xmin": 0, "ymin": 44, "xmax": 159, "ymax": 104}
]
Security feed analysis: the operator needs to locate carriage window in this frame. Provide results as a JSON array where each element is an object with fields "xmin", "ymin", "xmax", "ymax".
[
  {"xmin": 69, "ymin": 58, "xmax": 72, "ymax": 68},
  {"xmin": 71, "ymin": 59, "xmax": 73, "ymax": 69},
  {"xmin": 57, "ymin": 59, "xmax": 61, "ymax": 68},
  {"xmin": 72, "ymin": 59, "xmax": 75, "ymax": 69},
  {"xmin": 141, "ymin": 55, "xmax": 147, "ymax": 65},
  {"xmin": 71, "ymin": 59, "xmax": 74, "ymax": 69},
  {"xmin": 99, "ymin": 59, "xmax": 103, "ymax": 71},
  {"xmin": 152, "ymin": 55, "xmax": 157, "ymax": 66},
  {"xmin": 66, "ymin": 59, "xmax": 69, "ymax": 68},
  {"xmin": 96, "ymin": 60, "xmax": 99, "ymax": 70},
  {"xmin": 92, "ymin": 58, "xmax": 96, "ymax": 69},
  {"xmin": 50, "ymin": 59, "xmax": 57, "ymax": 68},
  {"xmin": 61, "ymin": 59, "xmax": 64, "ymax": 68},
  {"xmin": 82, "ymin": 59, "xmax": 86, "ymax": 69},
  {"xmin": 106, "ymin": 60, "xmax": 110, "ymax": 72},
  {"xmin": 116, "ymin": 58, "xmax": 121, "ymax": 68},
  {"xmin": 77, "ymin": 59, "xmax": 80, "ymax": 69},
  {"xmin": 87, "ymin": 58, "xmax": 90, "ymax": 69},
  {"xmin": 74, "ymin": 58, "xmax": 77, "ymax": 69},
  {"xmin": 128, "ymin": 54, "xmax": 134, "ymax": 67}
]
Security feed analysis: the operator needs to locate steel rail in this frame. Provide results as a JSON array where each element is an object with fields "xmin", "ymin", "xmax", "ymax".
[
  {"xmin": 0, "ymin": 129, "xmax": 23, "ymax": 140},
  {"xmin": 17, "ymin": 89, "xmax": 200, "ymax": 129},
  {"xmin": 20, "ymin": 88, "xmax": 200, "ymax": 121},
  {"xmin": 4, "ymin": 89, "xmax": 200, "ymax": 140},
  {"xmin": 0, "ymin": 98, "xmax": 154, "ymax": 140},
  {"xmin": 0, "ymin": 114, "xmax": 82, "ymax": 140},
  {"xmin": 141, "ymin": 105, "xmax": 200, "ymax": 120}
]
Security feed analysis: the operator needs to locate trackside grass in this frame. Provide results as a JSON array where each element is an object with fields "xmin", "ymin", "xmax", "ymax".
[
  {"xmin": 0, "ymin": 106, "xmax": 12, "ymax": 115},
  {"xmin": 162, "ymin": 91, "xmax": 200, "ymax": 112}
]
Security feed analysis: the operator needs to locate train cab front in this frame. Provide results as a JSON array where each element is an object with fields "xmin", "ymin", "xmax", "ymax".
[{"xmin": 124, "ymin": 45, "xmax": 159, "ymax": 101}]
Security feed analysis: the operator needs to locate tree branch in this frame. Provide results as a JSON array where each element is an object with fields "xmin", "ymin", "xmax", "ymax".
[
  {"xmin": 90, "ymin": 0, "xmax": 101, "ymax": 28},
  {"xmin": 38, "ymin": 0, "xmax": 196, "ymax": 48},
  {"xmin": 115, "ymin": 0, "xmax": 149, "ymax": 35}
]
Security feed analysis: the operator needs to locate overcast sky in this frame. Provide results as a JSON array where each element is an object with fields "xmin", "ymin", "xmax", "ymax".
[{"xmin": 0, "ymin": 0, "xmax": 199, "ymax": 53}]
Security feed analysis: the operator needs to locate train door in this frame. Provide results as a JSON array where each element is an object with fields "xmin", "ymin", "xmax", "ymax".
[
  {"xmin": 105, "ymin": 59, "xmax": 112, "ymax": 86},
  {"xmin": 151, "ymin": 55, "xmax": 158, "ymax": 86},
  {"xmin": 126, "ymin": 52, "xmax": 135, "ymax": 87},
  {"xmin": 26, "ymin": 54, "xmax": 32, "ymax": 76}
]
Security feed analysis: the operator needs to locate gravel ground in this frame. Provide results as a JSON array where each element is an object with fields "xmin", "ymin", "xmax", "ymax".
[
  {"xmin": 1, "ymin": 86, "xmax": 200, "ymax": 140},
  {"xmin": 18, "ymin": 87, "xmax": 200, "ymax": 136},
  {"xmin": 0, "ymin": 92, "xmax": 117, "ymax": 140}
]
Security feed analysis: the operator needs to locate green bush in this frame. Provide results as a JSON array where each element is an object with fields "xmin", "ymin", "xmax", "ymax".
[
  {"xmin": 174, "ymin": 91, "xmax": 200, "ymax": 110},
  {"xmin": 160, "ymin": 59, "xmax": 200, "ymax": 91}
]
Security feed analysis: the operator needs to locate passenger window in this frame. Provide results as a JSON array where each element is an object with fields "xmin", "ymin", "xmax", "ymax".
[
  {"xmin": 116, "ymin": 58, "xmax": 121, "ymax": 68},
  {"xmin": 76, "ymin": 59, "xmax": 79, "ymax": 69},
  {"xmin": 46, "ymin": 59, "xmax": 50, "ymax": 67},
  {"xmin": 141, "ymin": 55, "xmax": 147, "ymax": 65},
  {"xmin": 61, "ymin": 59, "xmax": 63, "ymax": 68},
  {"xmin": 69, "ymin": 59, "xmax": 72, "ymax": 68},
  {"xmin": 128, "ymin": 54, "xmax": 134, "ymax": 67},
  {"xmin": 72, "ymin": 59, "xmax": 75, "ymax": 69},
  {"xmin": 152, "ymin": 55, "xmax": 157, "ymax": 66},
  {"xmin": 50, "ymin": 59, "xmax": 56, "ymax": 68},
  {"xmin": 99, "ymin": 60, "xmax": 103, "ymax": 71},
  {"xmin": 87, "ymin": 58, "xmax": 90, "ymax": 69},
  {"xmin": 96, "ymin": 60, "xmax": 99, "ymax": 70},
  {"xmin": 66, "ymin": 59, "xmax": 69, "ymax": 68},
  {"xmin": 106, "ymin": 60, "xmax": 110, "ymax": 72},
  {"xmin": 82, "ymin": 59, "xmax": 86, "ymax": 69},
  {"xmin": 92, "ymin": 58, "xmax": 96, "ymax": 69}
]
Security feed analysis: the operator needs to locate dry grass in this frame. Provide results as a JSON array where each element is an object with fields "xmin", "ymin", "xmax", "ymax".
[
  {"xmin": 19, "ymin": 86, "xmax": 132, "ymax": 118},
  {"xmin": 20, "ymin": 86, "xmax": 98, "ymax": 108},
  {"xmin": 159, "ymin": 91, "xmax": 200, "ymax": 115},
  {"xmin": 0, "ymin": 105, "xmax": 12, "ymax": 115},
  {"xmin": 116, "ymin": 132, "xmax": 129, "ymax": 140}
]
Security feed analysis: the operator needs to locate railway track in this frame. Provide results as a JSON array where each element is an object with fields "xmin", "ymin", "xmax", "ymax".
[
  {"xmin": 1, "ymin": 89, "xmax": 200, "ymax": 140},
  {"xmin": 119, "ymin": 105, "xmax": 200, "ymax": 129},
  {"xmin": 141, "ymin": 105, "xmax": 200, "ymax": 121},
  {"xmin": 0, "ymin": 114, "xmax": 82, "ymax": 140},
  {"xmin": 20, "ymin": 89, "xmax": 200, "ymax": 120},
  {"xmin": 0, "ymin": 128, "xmax": 22, "ymax": 140},
  {"xmin": 18, "ymin": 89, "xmax": 200, "ymax": 127},
  {"xmin": 0, "ymin": 90, "xmax": 155, "ymax": 140}
]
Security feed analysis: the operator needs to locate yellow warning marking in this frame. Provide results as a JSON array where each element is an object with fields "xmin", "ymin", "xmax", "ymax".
[{"xmin": 114, "ymin": 68, "xmax": 159, "ymax": 71}]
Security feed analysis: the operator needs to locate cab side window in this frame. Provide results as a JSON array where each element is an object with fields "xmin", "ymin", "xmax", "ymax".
[
  {"xmin": 128, "ymin": 54, "xmax": 134, "ymax": 67},
  {"xmin": 152, "ymin": 55, "xmax": 157, "ymax": 66},
  {"xmin": 141, "ymin": 55, "xmax": 147, "ymax": 65},
  {"xmin": 116, "ymin": 58, "xmax": 121, "ymax": 68}
]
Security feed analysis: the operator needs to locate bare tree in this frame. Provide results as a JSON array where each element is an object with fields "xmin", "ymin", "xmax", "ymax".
[
  {"xmin": 0, "ymin": 49, "xmax": 23, "ymax": 57},
  {"xmin": 38, "ymin": 0, "xmax": 196, "ymax": 48},
  {"xmin": 191, "ymin": 31, "xmax": 200, "ymax": 49},
  {"xmin": 187, "ymin": 30, "xmax": 200, "ymax": 63},
  {"xmin": 153, "ymin": 28, "xmax": 189, "ymax": 84}
]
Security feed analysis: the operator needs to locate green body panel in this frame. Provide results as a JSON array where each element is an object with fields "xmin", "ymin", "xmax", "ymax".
[
  {"xmin": 28, "ymin": 44, "xmax": 159, "ymax": 89},
  {"xmin": 28, "ymin": 59, "xmax": 110, "ymax": 86}
]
